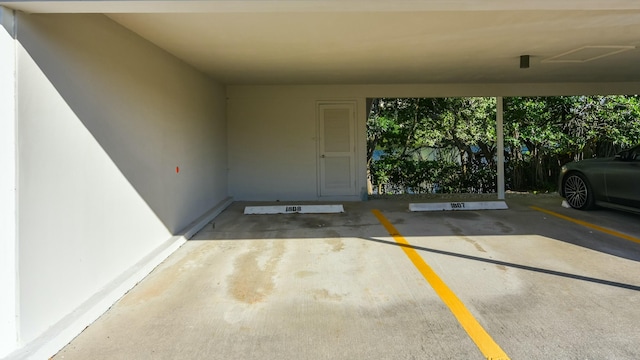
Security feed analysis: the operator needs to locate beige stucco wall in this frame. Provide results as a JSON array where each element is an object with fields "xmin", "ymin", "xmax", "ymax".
[
  {"xmin": 227, "ymin": 86, "xmax": 368, "ymax": 201},
  {"xmin": 13, "ymin": 13, "xmax": 227, "ymax": 355}
]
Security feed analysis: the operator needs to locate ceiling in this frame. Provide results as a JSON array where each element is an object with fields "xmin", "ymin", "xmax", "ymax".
[{"xmin": 4, "ymin": 1, "xmax": 640, "ymax": 85}]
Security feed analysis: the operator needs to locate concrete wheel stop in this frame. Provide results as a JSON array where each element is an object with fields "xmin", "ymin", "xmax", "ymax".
[
  {"xmin": 409, "ymin": 201, "xmax": 508, "ymax": 212},
  {"xmin": 244, "ymin": 204, "xmax": 345, "ymax": 214}
]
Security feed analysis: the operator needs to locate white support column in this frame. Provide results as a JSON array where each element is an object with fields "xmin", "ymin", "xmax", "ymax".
[
  {"xmin": 0, "ymin": 6, "xmax": 18, "ymax": 357},
  {"xmin": 496, "ymin": 97, "xmax": 505, "ymax": 200}
]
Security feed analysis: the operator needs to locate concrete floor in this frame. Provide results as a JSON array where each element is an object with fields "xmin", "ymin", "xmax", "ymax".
[{"xmin": 54, "ymin": 195, "xmax": 640, "ymax": 360}]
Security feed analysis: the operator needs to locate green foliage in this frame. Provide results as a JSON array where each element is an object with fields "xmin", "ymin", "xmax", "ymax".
[{"xmin": 368, "ymin": 95, "xmax": 640, "ymax": 194}]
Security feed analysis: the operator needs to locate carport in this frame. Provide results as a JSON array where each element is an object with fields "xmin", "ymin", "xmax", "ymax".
[{"xmin": 1, "ymin": 1, "xmax": 640, "ymax": 358}]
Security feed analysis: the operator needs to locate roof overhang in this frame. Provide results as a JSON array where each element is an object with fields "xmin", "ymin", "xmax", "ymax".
[{"xmin": 2, "ymin": 1, "xmax": 640, "ymax": 88}]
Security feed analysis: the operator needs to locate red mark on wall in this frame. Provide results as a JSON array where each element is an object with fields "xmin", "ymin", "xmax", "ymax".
[{"xmin": 176, "ymin": 166, "xmax": 180, "ymax": 174}]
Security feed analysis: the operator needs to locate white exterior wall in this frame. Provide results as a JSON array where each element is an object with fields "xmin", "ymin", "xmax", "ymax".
[
  {"xmin": 11, "ymin": 13, "xmax": 228, "ymax": 357},
  {"xmin": 0, "ymin": 7, "xmax": 17, "ymax": 358},
  {"xmin": 227, "ymin": 87, "xmax": 368, "ymax": 201}
]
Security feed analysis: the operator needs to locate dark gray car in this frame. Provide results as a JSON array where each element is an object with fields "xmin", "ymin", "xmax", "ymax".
[{"xmin": 558, "ymin": 145, "xmax": 640, "ymax": 213}]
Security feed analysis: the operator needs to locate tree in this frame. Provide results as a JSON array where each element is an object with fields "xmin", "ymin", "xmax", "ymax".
[
  {"xmin": 368, "ymin": 97, "xmax": 497, "ymax": 194},
  {"xmin": 368, "ymin": 95, "xmax": 640, "ymax": 195}
]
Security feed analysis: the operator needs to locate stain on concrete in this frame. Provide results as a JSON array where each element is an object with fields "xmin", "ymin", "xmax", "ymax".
[
  {"xmin": 445, "ymin": 220, "xmax": 487, "ymax": 252},
  {"xmin": 446, "ymin": 212, "xmax": 480, "ymax": 219},
  {"xmin": 324, "ymin": 229, "xmax": 340, "ymax": 238},
  {"xmin": 228, "ymin": 241, "xmax": 285, "ymax": 304},
  {"xmin": 495, "ymin": 221, "xmax": 513, "ymax": 234},
  {"xmin": 461, "ymin": 236, "xmax": 487, "ymax": 253},
  {"xmin": 446, "ymin": 221, "xmax": 464, "ymax": 235},
  {"xmin": 311, "ymin": 288, "xmax": 344, "ymax": 301},
  {"xmin": 325, "ymin": 238, "xmax": 345, "ymax": 252},
  {"xmin": 296, "ymin": 270, "xmax": 316, "ymax": 278},
  {"xmin": 302, "ymin": 216, "xmax": 331, "ymax": 228}
]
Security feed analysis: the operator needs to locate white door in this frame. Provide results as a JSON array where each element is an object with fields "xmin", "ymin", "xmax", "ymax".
[{"xmin": 318, "ymin": 103, "xmax": 356, "ymax": 196}]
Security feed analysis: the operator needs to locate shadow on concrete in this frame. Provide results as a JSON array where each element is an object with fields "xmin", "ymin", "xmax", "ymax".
[
  {"xmin": 190, "ymin": 196, "xmax": 640, "ymax": 264},
  {"xmin": 364, "ymin": 236, "xmax": 640, "ymax": 292}
]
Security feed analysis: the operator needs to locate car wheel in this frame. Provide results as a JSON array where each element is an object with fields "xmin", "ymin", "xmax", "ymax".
[{"xmin": 563, "ymin": 173, "xmax": 595, "ymax": 210}]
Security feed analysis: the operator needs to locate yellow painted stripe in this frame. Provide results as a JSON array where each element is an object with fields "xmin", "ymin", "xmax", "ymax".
[
  {"xmin": 371, "ymin": 209, "xmax": 509, "ymax": 360},
  {"xmin": 531, "ymin": 206, "xmax": 640, "ymax": 245}
]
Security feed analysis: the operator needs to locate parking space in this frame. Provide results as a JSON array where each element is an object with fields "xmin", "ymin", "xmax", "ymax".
[{"xmin": 54, "ymin": 195, "xmax": 640, "ymax": 360}]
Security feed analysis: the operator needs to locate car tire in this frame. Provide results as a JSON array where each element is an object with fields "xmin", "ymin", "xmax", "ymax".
[{"xmin": 563, "ymin": 172, "xmax": 595, "ymax": 210}]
